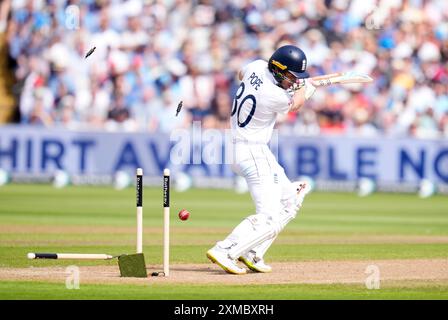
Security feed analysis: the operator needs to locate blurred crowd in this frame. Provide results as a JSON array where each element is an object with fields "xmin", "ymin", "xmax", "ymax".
[{"xmin": 4, "ymin": 0, "xmax": 448, "ymax": 138}]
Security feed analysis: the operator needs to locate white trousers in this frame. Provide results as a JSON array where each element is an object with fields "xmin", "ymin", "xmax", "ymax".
[
  {"xmin": 232, "ymin": 143, "xmax": 296, "ymax": 219},
  {"xmin": 219, "ymin": 142, "xmax": 298, "ymax": 260}
]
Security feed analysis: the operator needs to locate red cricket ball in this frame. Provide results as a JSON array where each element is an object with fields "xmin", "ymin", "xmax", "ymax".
[{"xmin": 178, "ymin": 209, "xmax": 190, "ymax": 221}]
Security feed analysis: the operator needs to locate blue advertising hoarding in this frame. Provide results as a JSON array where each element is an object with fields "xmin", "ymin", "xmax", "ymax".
[{"xmin": 0, "ymin": 125, "xmax": 447, "ymax": 185}]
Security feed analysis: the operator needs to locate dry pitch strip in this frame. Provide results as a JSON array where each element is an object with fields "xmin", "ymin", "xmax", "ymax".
[{"xmin": 27, "ymin": 168, "xmax": 171, "ymax": 278}]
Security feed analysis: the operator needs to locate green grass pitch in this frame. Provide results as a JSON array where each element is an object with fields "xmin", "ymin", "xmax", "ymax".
[{"xmin": 0, "ymin": 184, "xmax": 447, "ymax": 299}]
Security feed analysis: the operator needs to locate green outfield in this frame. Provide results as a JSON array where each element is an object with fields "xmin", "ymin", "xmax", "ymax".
[{"xmin": 0, "ymin": 184, "xmax": 447, "ymax": 299}]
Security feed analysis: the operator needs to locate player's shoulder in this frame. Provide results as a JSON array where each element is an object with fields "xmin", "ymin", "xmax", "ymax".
[
  {"xmin": 241, "ymin": 59, "xmax": 267, "ymax": 76},
  {"xmin": 246, "ymin": 59, "xmax": 268, "ymax": 71}
]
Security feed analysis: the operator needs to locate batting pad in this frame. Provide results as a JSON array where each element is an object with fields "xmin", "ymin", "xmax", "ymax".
[{"xmin": 118, "ymin": 253, "xmax": 147, "ymax": 278}]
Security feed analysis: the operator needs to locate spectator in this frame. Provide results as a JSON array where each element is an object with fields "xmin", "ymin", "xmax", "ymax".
[{"xmin": 3, "ymin": 0, "xmax": 447, "ymax": 139}]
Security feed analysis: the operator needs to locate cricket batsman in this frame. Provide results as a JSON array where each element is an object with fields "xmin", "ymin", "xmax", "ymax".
[{"xmin": 207, "ymin": 45, "xmax": 316, "ymax": 274}]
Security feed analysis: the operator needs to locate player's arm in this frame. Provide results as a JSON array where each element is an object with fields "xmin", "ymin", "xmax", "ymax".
[
  {"xmin": 289, "ymin": 87, "xmax": 306, "ymax": 112},
  {"xmin": 288, "ymin": 79, "xmax": 317, "ymax": 112}
]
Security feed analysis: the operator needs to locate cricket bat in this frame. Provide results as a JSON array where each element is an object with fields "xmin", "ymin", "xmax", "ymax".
[{"xmin": 310, "ymin": 71, "xmax": 373, "ymax": 87}]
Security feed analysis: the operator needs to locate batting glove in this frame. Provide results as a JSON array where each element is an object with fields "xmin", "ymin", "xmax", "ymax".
[
  {"xmin": 286, "ymin": 79, "xmax": 305, "ymax": 96},
  {"xmin": 303, "ymin": 79, "xmax": 316, "ymax": 100},
  {"xmin": 287, "ymin": 79, "xmax": 316, "ymax": 100}
]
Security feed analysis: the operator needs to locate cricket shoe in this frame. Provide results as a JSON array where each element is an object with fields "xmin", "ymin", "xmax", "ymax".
[
  {"xmin": 238, "ymin": 250, "xmax": 272, "ymax": 273},
  {"xmin": 207, "ymin": 247, "xmax": 247, "ymax": 275}
]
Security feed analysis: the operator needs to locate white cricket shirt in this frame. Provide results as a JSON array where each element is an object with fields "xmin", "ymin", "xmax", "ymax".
[{"xmin": 230, "ymin": 59, "xmax": 292, "ymax": 144}]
